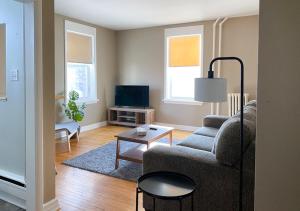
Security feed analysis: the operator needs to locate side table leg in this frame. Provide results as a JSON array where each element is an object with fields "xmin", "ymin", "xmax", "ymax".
[
  {"xmin": 179, "ymin": 198, "xmax": 182, "ymax": 211},
  {"xmin": 153, "ymin": 197, "xmax": 156, "ymax": 211},
  {"xmin": 115, "ymin": 138, "xmax": 120, "ymax": 169},
  {"xmin": 136, "ymin": 187, "xmax": 139, "ymax": 211},
  {"xmin": 191, "ymin": 193, "xmax": 194, "ymax": 211}
]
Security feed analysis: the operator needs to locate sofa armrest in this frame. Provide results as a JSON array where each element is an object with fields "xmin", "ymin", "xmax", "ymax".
[{"xmin": 203, "ymin": 115, "xmax": 229, "ymax": 128}]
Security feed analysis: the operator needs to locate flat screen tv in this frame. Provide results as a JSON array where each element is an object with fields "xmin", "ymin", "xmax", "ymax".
[{"xmin": 115, "ymin": 85, "xmax": 149, "ymax": 108}]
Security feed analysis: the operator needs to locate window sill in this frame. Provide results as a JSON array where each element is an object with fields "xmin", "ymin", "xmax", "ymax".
[
  {"xmin": 0, "ymin": 97, "xmax": 7, "ymax": 102},
  {"xmin": 163, "ymin": 99, "xmax": 203, "ymax": 106},
  {"xmin": 77, "ymin": 99, "xmax": 99, "ymax": 105}
]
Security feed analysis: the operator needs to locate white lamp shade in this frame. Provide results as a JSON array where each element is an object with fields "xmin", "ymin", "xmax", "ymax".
[{"xmin": 194, "ymin": 78, "xmax": 227, "ymax": 102}]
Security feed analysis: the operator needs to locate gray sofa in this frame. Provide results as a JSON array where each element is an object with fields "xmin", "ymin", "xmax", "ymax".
[{"xmin": 143, "ymin": 101, "xmax": 256, "ymax": 211}]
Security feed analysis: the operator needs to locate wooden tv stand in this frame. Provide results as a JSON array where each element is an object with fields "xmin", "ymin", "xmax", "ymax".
[{"xmin": 108, "ymin": 107, "xmax": 155, "ymax": 127}]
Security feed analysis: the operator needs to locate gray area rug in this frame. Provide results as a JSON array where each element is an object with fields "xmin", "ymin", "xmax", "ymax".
[{"xmin": 63, "ymin": 138, "xmax": 179, "ymax": 181}]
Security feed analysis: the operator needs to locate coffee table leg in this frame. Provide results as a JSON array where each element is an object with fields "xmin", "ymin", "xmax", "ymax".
[
  {"xmin": 169, "ymin": 131, "xmax": 173, "ymax": 146},
  {"xmin": 115, "ymin": 138, "xmax": 120, "ymax": 169}
]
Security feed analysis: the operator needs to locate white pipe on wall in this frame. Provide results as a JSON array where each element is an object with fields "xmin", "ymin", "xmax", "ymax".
[
  {"xmin": 217, "ymin": 17, "xmax": 228, "ymax": 77},
  {"xmin": 211, "ymin": 17, "xmax": 221, "ymax": 115},
  {"xmin": 216, "ymin": 17, "xmax": 228, "ymax": 115}
]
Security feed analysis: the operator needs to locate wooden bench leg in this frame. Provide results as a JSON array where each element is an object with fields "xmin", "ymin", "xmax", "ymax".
[
  {"xmin": 76, "ymin": 131, "xmax": 80, "ymax": 142},
  {"xmin": 67, "ymin": 137, "xmax": 71, "ymax": 152}
]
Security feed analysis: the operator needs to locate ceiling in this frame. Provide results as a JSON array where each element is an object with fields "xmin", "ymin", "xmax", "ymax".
[{"xmin": 55, "ymin": 0, "xmax": 259, "ymax": 30}]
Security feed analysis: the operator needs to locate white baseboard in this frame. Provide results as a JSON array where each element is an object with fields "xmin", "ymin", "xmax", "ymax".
[
  {"xmin": 80, "ymin": 121, "xmax": 197, "ymax": 132},
  {"xmin": 81, "ymin": 121, "xmax": 107, "ymax": 132},
  {"xmin": 0, "ymin": 179, "xmax": 26, "ymax": 209},
  {"xmin": 43, "ymin": 198, "xmax": 60, "ymax": 211},
  {"xmin": 0, "ymin": 170, "xmax": 25, "ymax": 187},
  {"xmin": 154, "ymin": 122, "xmax": 198, "ymax": 132}
]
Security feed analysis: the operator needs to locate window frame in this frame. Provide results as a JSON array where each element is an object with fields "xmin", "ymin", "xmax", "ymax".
[
  {"xmin": 164, "ymin": 25, "xmax": 204, "ymax": 105},
  {"xmin": 64, "ymin": 20, "xmax": 98, "ymax": 104},
  {"xmin": 0, "ymin": 24, "xmax": 6, "ymax": 101}
]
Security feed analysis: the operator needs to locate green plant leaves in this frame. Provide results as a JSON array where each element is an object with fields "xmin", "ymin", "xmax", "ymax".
[
  {"xmin": 64, "ymin": 90, "xmax": 86, "ymax": 122},
  {"xmin": 69, "ymin": 90, "xmax": 80, "ymax": 101}
]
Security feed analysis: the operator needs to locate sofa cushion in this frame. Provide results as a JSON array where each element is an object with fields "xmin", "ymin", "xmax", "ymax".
[
  {"xmin": 193, "ymin": 127, "xmax": 219, "ymax": 137},
  {"xmin": 245, "ymin": 100, "xmax": 256, "ymax": 108},
  {"xmin": 178, "ymin": 134, "xmax": 214, "ymax": 152},
  {"xmin": 202, "ymin": 115, "xmax": 229, "ymax": 128},
  {"xmin": 233, "ymin": 106, "xmax": 256, "ymax": 123},
  {"xmin": 214, "ymin": 118, "xmax": 255, "ymax": 166}
]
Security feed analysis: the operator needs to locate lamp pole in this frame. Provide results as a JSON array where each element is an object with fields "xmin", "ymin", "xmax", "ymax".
[{"xmin": 208, "ymin": 57, "xmax": 244, "ymax": 211}]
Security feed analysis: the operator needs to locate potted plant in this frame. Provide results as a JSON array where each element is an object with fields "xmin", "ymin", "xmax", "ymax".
[{"xmin": 63, "ymin": 90, "xmax": 87, "ymax": 124}]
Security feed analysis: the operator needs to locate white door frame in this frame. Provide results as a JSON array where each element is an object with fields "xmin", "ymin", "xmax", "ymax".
[
  {"xmin": 24, "ymin": 0, "xmax": 43, "ymax": 210},
  {"xmin": 0, "ymin": 1, "xmax": 42, "ymax": 210},
  {"xmin": 4, "ymin": 1, "xmax": 54, "ymax": 210}
]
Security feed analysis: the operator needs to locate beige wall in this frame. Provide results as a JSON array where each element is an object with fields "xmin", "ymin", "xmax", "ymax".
[
  {"xmin": 37, "ymin": 0, "xmax": 56, "ymax": 203},
  {"xmin": 255, "ymin": 0, "xmax": 300, "ymax": 210},
  {"xmin": 117, "ymin": 16, "xmax": 259, "ymax": 126},
  {"xmin": 55, "ymin": 14, "xmax": 117, "ymax": 126}
]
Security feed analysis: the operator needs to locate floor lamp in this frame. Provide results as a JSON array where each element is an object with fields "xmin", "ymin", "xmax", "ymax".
[{"xmin": 194, "ymin": 56, "xmax": 244, "ymax": 211}]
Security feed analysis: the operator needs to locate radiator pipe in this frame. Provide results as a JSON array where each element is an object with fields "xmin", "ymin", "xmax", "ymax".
[
  {"xmin": 211, "ymin": 17, "xmax": 221, "ymax": 115},
  {"xmin": 216, "ymin": 17, "xmax": 228, "ymax": 115}
]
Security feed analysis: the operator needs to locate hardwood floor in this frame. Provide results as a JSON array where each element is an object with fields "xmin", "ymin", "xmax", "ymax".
[
  {"xmin": 56, "ymin": 125, "xmax": 191, "ymax": 211},
  {"xmin": 0, "ymin": 200, "xmax": 24, "ymax": 211}
]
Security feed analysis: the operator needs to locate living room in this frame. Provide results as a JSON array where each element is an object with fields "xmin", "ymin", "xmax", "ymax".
[
  {"xmin": 0, "ymin": 0, "xmax": 299, "ymax": 211},
  {"xmin": 53, "ymin": 1, "xmax": 258, "ymax": 210}
]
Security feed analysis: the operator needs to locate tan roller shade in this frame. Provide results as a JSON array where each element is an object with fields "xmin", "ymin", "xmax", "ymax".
[
  {"xmin": 0, "ymin": 24, "xmax": 6, "ymax": 98},
  {"xmin": 66, "ymin": 32, "xmax": 93, "ymax": 64},
  {"xmin": 169, "ymin": 35, "xmax": 200, "ymax": 67}
]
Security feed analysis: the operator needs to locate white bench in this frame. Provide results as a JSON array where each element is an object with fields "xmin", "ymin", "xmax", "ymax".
[{"xmin": 55, "ymin": 121, "xmax": 80, "ymax": 153}]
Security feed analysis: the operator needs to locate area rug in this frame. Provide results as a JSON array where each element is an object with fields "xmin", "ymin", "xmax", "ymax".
[{"xmin": 63, "ymin": 138, "xmax": 179, "ymax": 181}]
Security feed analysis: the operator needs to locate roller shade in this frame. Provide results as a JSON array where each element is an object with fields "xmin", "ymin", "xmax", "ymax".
[
  {"xmin": 169, "ymin": 35, "xmax": 200, "ymax": 67},
  {"xmin": 0, "ymin": 24, "xmax": 6, "ymax": 98},
  {"xmin": 66, "ymin": 32, "xmax": 93, "ymax": 64}
]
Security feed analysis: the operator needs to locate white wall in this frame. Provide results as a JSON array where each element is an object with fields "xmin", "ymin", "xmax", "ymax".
[
  {"xmin": 0, "ymin": 0, "xmax": 25, "ymax": 181},
  {"xmin": 255, "ymin": 0, "xmax": 300, "ymax": 210}
]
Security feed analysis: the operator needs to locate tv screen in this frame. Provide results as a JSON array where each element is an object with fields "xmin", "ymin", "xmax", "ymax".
[{"xmin": 115, "ymin": 85, "xmax": 149, "ymax": 107}]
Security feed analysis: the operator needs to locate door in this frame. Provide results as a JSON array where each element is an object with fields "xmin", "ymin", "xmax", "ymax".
[{"xmin": 0, "ymin": 0, "xmax": 26, "ymax": 184}]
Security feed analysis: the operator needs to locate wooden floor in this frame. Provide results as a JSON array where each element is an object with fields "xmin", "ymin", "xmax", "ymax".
[
  {"xmin": 56, "ymin": 125, "xmax": 191, "ymax": 211},
  {"xmin": 0, "ymin": 199, "xmax": 24, "ymax": 211}
]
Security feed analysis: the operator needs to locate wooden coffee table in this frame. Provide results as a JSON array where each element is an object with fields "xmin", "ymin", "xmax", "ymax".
[{"xmin": 115, "ymin": 124, "xmax": 174, "ymax": 169}]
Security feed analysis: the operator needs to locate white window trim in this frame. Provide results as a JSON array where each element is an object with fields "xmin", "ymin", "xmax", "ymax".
[
  {"xmin": 164, "ymin": 25, "xmax": 204, "ymax": 105},
  {"xmin": 64, "ymin": 20, "xmax": 99, "ymax": 104},
  {"xmin": 163, "ymin": 99, "xmax": 203, "ymax": 106}
]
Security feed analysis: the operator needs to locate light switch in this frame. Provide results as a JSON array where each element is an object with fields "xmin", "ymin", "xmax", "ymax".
[{"xmin": 9, "ymin": 69, "xmax": 19, "ymax": 81}]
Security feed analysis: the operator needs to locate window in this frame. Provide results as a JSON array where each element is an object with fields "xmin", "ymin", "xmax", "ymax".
[
  {"xmin": 65, "ymin": 21, "xmax": 97, "ymax": 104},
  {"xmin": 164, "ymin": 25, "xmax": 204, "ymax": 104}
]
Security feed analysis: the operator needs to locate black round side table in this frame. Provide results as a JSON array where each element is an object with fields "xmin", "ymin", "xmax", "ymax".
[{"xmin": 136, "ymin": 171, "xmax": 196, "ymax": 211}]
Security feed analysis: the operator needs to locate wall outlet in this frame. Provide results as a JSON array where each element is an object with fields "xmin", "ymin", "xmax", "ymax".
[{"xmin": 9, "ymin": 69, "xmax": 19, "ymax": 81}]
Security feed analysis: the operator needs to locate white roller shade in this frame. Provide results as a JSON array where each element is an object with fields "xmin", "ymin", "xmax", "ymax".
[
  {"xmin": 66, "ymin": 32, "xmax": 93, "ymax": 64},
  {"xmin": 169, "ymin": 35, "xmax": 200, "ymax": 67}
]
